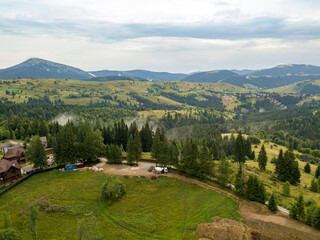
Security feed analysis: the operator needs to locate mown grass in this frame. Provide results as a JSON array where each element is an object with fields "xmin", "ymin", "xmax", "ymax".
[{"xmin": 0, "ymin": 170, "xmax": 240, "ymax": 240}]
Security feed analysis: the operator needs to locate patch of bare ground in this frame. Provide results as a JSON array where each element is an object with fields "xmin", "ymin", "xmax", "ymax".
[
  {"xmin": 197, "ymin": 216, "xmax": 251, "ymax": 240},
  {"xmin": 99, "ymin": 162, "xmax": 320, "ymax": 240}
]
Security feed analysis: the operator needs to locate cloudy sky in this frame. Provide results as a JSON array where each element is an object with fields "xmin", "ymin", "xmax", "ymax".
[{"xmin": 1, "ymin": 0, "xmax": 320, "ymax": 72}]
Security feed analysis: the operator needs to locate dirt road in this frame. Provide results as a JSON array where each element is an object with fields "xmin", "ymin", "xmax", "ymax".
[{"xmin": 99, "ymin": 162, "xmax": 320, "ymax": 240}]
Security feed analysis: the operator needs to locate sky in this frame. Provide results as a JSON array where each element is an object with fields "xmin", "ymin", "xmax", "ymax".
[{"xmin": 1, "ymin": 0, "xmax": 320, "ymax": 73}]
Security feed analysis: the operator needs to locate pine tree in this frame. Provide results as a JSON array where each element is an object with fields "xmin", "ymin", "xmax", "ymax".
[
  {"xmin": 126, "ymin": 136, "xmax": 135, "ymax": 165},
  {"xmin": 126, "ymin": 129, "xmax": 142, "ymax": 165},
  {"xmin": 198, "ymin": 139, "xmax": 214, "ymax": 179},
  {"xmin": 304, "ymin": 163, "xmax": 311, "ymax": 173},
  {"xmin": 218, "ymin": 151, "xmax": 229, "ymax": 187},
  {"xmin": 246, "ymin": 175, "xmax": 266, "ymax": 204},
  {"xmin": 140, "ymin": 121, "xmax": 153, "ymax": 152},
  {"xmin": 179, "ymin": 136, "xmax": 199, "ymax": 177},
  {"xmin": 210, "ymin": 140, "xmax": 219, "ymax": 160},
  {"xmin": 258, "ymin": 144, "xmax": 267, "ymax": 171},
  {"xmin": 282, "ymin": 181, "xmax": 291, "ymax": 196},
  {"xmin": 158, "ymin": 136, "xmax": 169, "ymax": 167},
  {"xmin": 234, "ymin": 165, "xmax": 246, "ymax": 195},
  {"xmin": 235, "ymin": 132, "xmax": 245, "ymax": 164},
  {"xmin": 315, "ymin": 166, "xmax": 320, "ymax": 179},
  {"xmin": 275, "ymin": 149, "xmax": 284, "ymax": 175},
  {"xmin": 25, "ymin": 135, "xmax": 47, "ymax": 168},
  {"xmin": 151, "ymin": 128, "xmax": 161, "ymax": 166},
  {"xmin": 312, "ymin": 207, "xmax": 320, "ymax": 230},
  {"xmin": 167, "ymin": 142, "xmax": 179, "ymax": 167},
  {"xmin": 268, "ymin": 193, "xmax": 278, "ymax": 212},
  {"xmin": 290, "ymin": 193, "xmax": 305, "ymax": 221}
]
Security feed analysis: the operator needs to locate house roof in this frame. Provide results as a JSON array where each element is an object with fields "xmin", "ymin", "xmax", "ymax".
[
  {"xmin": 0, "ymin": 159, "xmax": 22, "ymax": 173},
  {"xmin": 40, "ymin": 136, "xmax": 47, "ymax": 144},
  {"xmin": 22, "ymin": 165, "xmax": 34, "ymax": 173},
  {"xmin": 3, "ymin": 147, "xmax": 25, "ymax": 159},
  {"xmin": 0, "ymin": 141, "xmax": 20, "ymax": 149}
]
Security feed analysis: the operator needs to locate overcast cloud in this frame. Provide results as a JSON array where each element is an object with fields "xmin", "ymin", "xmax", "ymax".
[{"xmin": 1, "ymin": 0, "xmax": 320, "ymax": 72}]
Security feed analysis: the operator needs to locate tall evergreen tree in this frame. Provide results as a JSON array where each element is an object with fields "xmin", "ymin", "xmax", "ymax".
[
  {"xmin": 140, "ymin": 121, "xmax": 153, "ymax": 152},
  {"xmin": 108, "ymin": 144, "xmax": 123, "ymax": 164},
  {"xmin": 126, "ymin": 129, "xmax": 142, "ymax": 165},
  {"xmin": 234, "ymin": 165, "xmax": 246, "ymax": 195},
  {"xmin": 179, "ymin": 136, "xmax": 199, "ymax": 176},
  {"xmin": 158, "ymin": 136, "xmax": 169, "ymax": 167},
  {"xmin": 210, "ymin": 140, "xmax": 219, "ymax": 160},
  {"xmin": 258, "ymin": 144, "xmax": 267, "ymax": 171},
  {"xmin": 218, "ymin": 151, "xmax": 229, "ymax": 187},
  {"xmin": 25, "ymin": 135, "xmax": 47, "ymax": 168},
  {"xmin": 198, "ymin": 139, "xmax": 214, "ymax": 179},
  {"xmin": 235, "ymin": 132, "xmax": 245, "ymax": 164},
  {"xmin": 151, "ymin": 128, "xmax": 161, "ymax": 166}
]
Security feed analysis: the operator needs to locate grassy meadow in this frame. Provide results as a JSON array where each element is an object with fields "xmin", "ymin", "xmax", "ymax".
[{"xmin": 0, "ymin": 170, "xmax": 240, "ymax": 240}]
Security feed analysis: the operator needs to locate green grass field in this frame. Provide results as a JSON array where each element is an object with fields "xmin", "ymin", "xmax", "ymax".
[{"xmin": 0, "ymin": 170, "xmax": 240, "ymax": 240}]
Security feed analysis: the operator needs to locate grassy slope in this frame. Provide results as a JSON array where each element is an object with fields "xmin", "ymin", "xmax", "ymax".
[
  {"xmin": 0, "ymin": 170, "xmax": 240, "ymax": 240},
  {"xmin": 0, "ymin": 78, "xmax": 246, "ymax": 106},
  {"xmin": 223, "ymin": 138, "xmax": 320, "ymax": 208},
  {"xmin": 268, "ymin": 79, "xmax": 320, "ymax": 93}
]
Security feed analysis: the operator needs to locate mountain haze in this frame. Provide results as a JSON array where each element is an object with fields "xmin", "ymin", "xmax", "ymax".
[{"xmin": 90, "ymin": 69, "xmax": 187, "ymax": 82}]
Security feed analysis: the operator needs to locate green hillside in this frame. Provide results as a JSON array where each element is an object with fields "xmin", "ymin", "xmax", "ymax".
[{"xmin": 0, "ymin": 171, "xmax": 240, "ymax": 240}]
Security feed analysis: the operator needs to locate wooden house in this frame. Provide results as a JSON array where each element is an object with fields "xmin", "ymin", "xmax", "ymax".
[
  {"xmin": 3, "ymin": 147, "xmax": 26, "ymax": 165},
  {"xmin": 0, "ymin": 160, "xmax": 22, "ymax": 185}
]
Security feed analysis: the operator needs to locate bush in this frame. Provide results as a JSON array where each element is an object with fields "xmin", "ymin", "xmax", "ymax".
[
  {"xmin": 304, "ymin": 163, "xmax": 311, "ymax": 173},
  {"xmin": 0, "ymin": 228, "xmax": 19, "ymax": 240},
  {"xmin": 268, "ymin": 193, "xmax": 278, "ymax": 213},
  {"xmin": 101, "ymin": 176, "xmax": 126, "ymax": 201},
  {"xmin": 282, "ymin": 181, "xmax": 290, "ymax": 196},
  {"xmin": 310, "ymin": 178, "xmax": 319, "ymax": 192}
]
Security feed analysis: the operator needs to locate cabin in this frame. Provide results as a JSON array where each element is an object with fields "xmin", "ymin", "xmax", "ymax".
[
  {"xmin": 0, "ymin": 160, "xmax": 22, "ymax": 185},
  {"xmin": 40, "ymin": 136, "xmax": 47, "ymax": 148},
  {"xmin": 3, "ymin": 147, "xmax": 26, "ymax": 165},
  {"xmin": 0, "ymin": 141, "xmax": 23, "ymax": 154}
]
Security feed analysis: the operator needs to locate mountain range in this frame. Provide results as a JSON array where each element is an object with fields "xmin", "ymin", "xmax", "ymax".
[{"xmin": 1, "ymin": 58, "xmax": 320, "ymax": 89}]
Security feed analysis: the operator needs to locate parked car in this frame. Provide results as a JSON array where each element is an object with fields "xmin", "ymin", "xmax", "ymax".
[{"xmin": 154, "ymin": 167, "xmax": 168, "ymax": 174}]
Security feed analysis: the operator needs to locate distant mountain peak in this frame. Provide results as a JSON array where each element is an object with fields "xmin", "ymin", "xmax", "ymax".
[{"xmin": 0, "ymin": 57, "xmax": 92, "ymax": 80}]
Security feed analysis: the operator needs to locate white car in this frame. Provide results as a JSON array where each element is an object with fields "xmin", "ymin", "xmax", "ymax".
[{"xmin": 154, "ymin": 167, "xmax": 168, "ymax": 174}]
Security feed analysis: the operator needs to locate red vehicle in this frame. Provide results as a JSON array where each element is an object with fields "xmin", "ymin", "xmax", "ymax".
[{"xmin": 76, "ymin": 162, "xmax": 85, "ymax": 168}]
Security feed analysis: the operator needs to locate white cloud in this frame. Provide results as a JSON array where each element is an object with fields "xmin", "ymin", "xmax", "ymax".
[{"xmin": 0, "ymin": 0, "xmax": 320, "ymax": 70}]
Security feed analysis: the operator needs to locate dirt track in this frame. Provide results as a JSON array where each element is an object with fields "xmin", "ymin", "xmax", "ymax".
[{"xmin": 99, "ymin": 162, "xmax": 320, "ymax": 240}]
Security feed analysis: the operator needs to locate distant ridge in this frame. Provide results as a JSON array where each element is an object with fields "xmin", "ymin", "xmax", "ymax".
[
  {"xmin": 1, "ymin": 58, "xmax": 320, "ymax": 89},
  {"xmin": 90, "ymin": 69, "xmax": 187, "ymax": 82},
  {"xmin": 182, "ymin": 70, "xmax": 238, "ymax": 83},
  {"xmin": 0, "ymin": 58, "xmax": 92, "ymax": 80}
]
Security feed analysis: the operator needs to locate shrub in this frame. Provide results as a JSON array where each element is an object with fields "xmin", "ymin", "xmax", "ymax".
[
  {"xmin": 101, "ymin": 176, "xmax": 126, "ymax": 201},
  {"xmin": 282, "ymin": 181, "xmax": 290, "ymax": 196},
  {"xmin": 0, "ymin": 228, "xmax": 19, "ymax": 240},
  {"xmin": 268, "ymin": 193, "xmax": 278, "ymax": 213},
  {"xmin": 310, "ymin": 178, "xmax": 319, "ymax": 192},
  {"xmin": 304, "ymin": 163, "xmax": 311, "ymax": 173}
]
